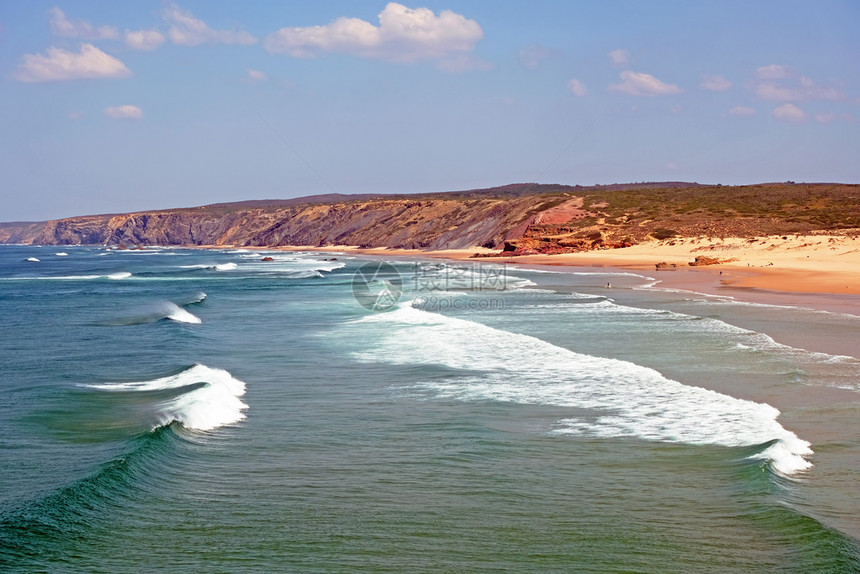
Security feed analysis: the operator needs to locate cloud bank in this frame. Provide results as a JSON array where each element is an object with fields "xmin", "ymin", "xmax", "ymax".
[
  {"xmin": 700, "ymin": 74, "xmax": 732, "ymax": 91},
  {"xmin": 246, "ymin": 68, "xmax": 267, "ymax": 82},
  {"xmin": 164, "ymin": 3, "xmax": 257, "ymax": 46},
  {"xmin": 609, "ymin": 71, "xmax": 681, "ymax": 96},
  {"xmin": 567, "ymin": 78, "xmax": 587, "ymax": 96},
  {"xmin": 125, "ymin": 29, "xmax": 165, "ymax": 51},
  {"xmin": 263, "ymin": 2, "xmax": 483, "ymax": 65},
  {"xmin": 772, "ymin": 103, "xmax": 808, "ymax": 122},
  {"xmin": 14, "ymin": 44, "xmax": 131, "ymax": 83},
  {"xmin": 753, "ymin": 64, "xmax": 845, "ymax": 102},
  {"xmin": 608, "ymin": 49, "xmax": 630, "ymax": 67},
  {"xmin": 49, "ymin": 7, "xmax": 118, "ymax": 40},
  {"xmin": 104, "ymin": 105, "xmax": 143, "ymax": 120}
]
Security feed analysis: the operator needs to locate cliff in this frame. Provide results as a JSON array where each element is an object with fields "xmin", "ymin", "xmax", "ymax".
[
  {"xmin": 7, "ymin": 185, "xmax": 574, "ymax": 249},
  {"xmin": 4, "ymin": 182, "xmax": 858, "ymax": 252}
]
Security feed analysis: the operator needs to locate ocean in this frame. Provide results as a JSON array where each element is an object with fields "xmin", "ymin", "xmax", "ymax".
[{"xmin": 1, "ymin": 244, "xmax": 859, "ymax": 573}]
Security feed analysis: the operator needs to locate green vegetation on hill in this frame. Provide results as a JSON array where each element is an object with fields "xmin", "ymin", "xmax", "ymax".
[
  {"xmin": 523, "ymin": 183, "xmax": 860, "ymax": 250},
  {"xmin": 1, "ymin": 182, "xmax": 858, "ymax": 249}
]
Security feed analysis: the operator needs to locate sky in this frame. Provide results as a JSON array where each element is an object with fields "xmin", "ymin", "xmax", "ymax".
[{"xmin": 2, "ymin": 1, "xmax": 859, "ymax": 221}]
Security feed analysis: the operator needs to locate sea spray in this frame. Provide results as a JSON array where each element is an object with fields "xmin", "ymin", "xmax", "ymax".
[
  {"xmin": 83, "ymin": 364, "xmax": 248, "ymax": 431},
  {"xmin": 95, "ymin": 300, "xmax": 202, "ymax": 326},
  {"xmin": 348, "ymin": 304, "xmax": 813, "ymax": 475}
]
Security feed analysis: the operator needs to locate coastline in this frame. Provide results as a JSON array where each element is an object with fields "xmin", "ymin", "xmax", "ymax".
[{"xmin": 238, "ymin": 233, "xmax": 860, "ymax": 316}]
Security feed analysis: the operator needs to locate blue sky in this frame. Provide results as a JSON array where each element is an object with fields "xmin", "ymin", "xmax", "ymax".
[{"xmin": 2, "ymin": 1, "xmax": 859, "ymax": 221}]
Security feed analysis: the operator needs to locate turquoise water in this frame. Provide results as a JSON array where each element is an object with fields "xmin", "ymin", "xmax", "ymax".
[{"xmin": 1, "ymin": 245, "xmax": 859, "ymax": 572}]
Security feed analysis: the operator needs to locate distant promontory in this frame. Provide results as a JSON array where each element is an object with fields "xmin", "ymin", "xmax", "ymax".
[{"xmin": 2, "ymin": 182, "xmax": 858, "ymax": 255}]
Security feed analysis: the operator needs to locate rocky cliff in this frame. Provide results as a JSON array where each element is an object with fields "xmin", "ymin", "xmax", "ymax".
[
  {"xmin": 4, "ymin": 185, "xmax": 572, "ymax": 249},
  {"xmin": 5, "ymin": 182, "xmax": 857, "ymax": 252}
]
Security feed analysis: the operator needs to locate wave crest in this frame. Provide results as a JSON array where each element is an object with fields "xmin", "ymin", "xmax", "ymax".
[
  {"xmin": 350, "ymin": 305, "xmax": 813, "ymax": 476},
  {"xmin": 84, "ymin": 364, "xmax": 248, "ymax": 431},
  {"xmin": 95, "ymin": 299, "xmax": 202, "ymax": 326}
]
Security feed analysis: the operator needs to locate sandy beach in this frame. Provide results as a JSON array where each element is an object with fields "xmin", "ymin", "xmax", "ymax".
[{"xmin": 256, "ymin": 233, "xmax": 860, "ymax": 314}]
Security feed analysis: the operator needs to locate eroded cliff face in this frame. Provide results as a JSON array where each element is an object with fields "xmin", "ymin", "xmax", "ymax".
[
  {"xmin": 8, "ymin": 182, "xmax": 857, "ymax": 252},
  {"xmin": 10, "ymin": 194, "xmax": 560, "ymax": 249},
  {"xmin": 0, "ymin": 221, "xmax": 46, "ymax": 244}
]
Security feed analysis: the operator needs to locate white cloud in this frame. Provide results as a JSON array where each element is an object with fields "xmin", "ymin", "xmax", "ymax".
[
  {"xmin": 14, "ymin": 43, "xmax": 131, "ymax": 83},
  {"xmin": 68, "ymin": 110, "xmax": 84, "ymax": 120},
  {"xmin": 700, "ymin": 74, "xmax": 732, "ymax": 91},
  {"xmin": 772, "ymin": 103, "xmax": 808, "ymax": 122},
  {"xmin": 164, "ymin": 3, "xmax": 257, "ymax": 46},
  {"xmin": 729, "ymin": 106, "xmax": 756, "ymax": 116},
  {"xmin": 756, "ymin": 64, "xmax": 793, "ymax": 80},
  {"xmin": 125, "ymin": 29, "xmax": 165, "ymax": 51},
  {"xmin": 752, "ymin": 65, "xmax": 845, "ymax": 102},
  {"xmin": 263, "ymin": 2, "xmax": 483, "ymax": 64},
  {"xmin": 567, "ymin": 78, "xmax": 587, "ymax": 97},
  {"xmin": 49, "ymin": 7, "xmax": 118, "ymax": 40},
  {"xmin": 104, "ymin": 105, "xmax": 143, "ymax": 120},
  {"xmin": 609, "ymin": 71, "xmax": 681, "ymax": 96},
  {"xmin": 814, "ymin": 113, "xmax": 836, "ymax": 124},
  {"xmin": 754, "ymin": 80, "xmax": 845, "ymax": 102},
  {"xmin": 247, "ymin": 68, "xmax": 267, "ymax": 82},
  {"xmin": 608, "ymin": 49, "xmax": 629, "ymax": 67},
  {"xmin": 518, "ymin": 45, "xmax": 550, "ymax": 70}
]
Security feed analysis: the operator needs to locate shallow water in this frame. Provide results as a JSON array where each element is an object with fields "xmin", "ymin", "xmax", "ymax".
[{"xmin": 1, "ymin": 245, "xmax": 859, "ymax": 572}]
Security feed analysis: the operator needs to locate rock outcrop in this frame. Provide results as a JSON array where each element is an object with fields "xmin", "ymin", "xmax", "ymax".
[
  {"xmin": 7, "ymin": 182, "xmax": 857, "ymax": 252},
  {"xmin": 5, "ymin": 188, "xmax": 568, "ymax": 250}
]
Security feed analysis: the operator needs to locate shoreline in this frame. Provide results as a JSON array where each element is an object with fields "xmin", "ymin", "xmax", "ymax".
[
  {"xmin": 238, "ymin": 234, "xmax": 860, "ymax": 315},
  {"xmin": 24, "ymin": 233, "xmax": 852, "ymax": 315}
]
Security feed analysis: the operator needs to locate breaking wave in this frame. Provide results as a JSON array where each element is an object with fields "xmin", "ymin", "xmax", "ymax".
[
  {"xmin": 83, "ymin": 364, "xmax": 248, "ymax": 431},
  {"xmin": 348, "ymin": 305, "xmax": 813, "ymax": 476}
]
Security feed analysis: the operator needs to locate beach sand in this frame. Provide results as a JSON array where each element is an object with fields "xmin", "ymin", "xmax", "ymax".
[
  {"xmin": 333, "ymin": 234, "xmax": 860, "ymax": 294},
  {"xmin": 207, "ymin": 233, "xmax": 860, "ymax": 313}
]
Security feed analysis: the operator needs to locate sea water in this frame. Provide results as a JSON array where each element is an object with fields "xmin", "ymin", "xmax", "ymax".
[{"xmin": 1, "ymin": 245, "xmax": 859, "ymax": 572}]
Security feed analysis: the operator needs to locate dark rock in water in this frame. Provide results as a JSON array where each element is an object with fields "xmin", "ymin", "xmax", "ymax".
[{"xmin": 261, "ymin": 256, "xmax": 274, "ymax": 262}]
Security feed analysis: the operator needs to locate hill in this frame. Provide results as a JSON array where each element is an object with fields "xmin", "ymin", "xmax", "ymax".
[{"xmin": 1, "ymin": 182, "xmax": 858, "ymax": 253}]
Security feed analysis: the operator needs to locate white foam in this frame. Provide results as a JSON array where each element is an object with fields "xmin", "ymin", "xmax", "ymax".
[
  {"xmin": 55, "ymin": 252, "xmax": 68, "ymax": 256},
  {"xmin": 566, "ymin": 297, "xmax": 858, "ymax": 364},
  {"xmin": 83, "ymin": 364, "xmax": 248, "ymax": 431},
  {"xmin": 348, "ymin": 305, "xmax": 813, "ymax": 475},
  {"xmin": 96, "ymin": 299, "xmax": 204, "ymax": 325},
  {"xmin": 187, "ymin": 292, "xmax": 207, "ymax": 304},
  {"xmin": 410, "ymin": 264, "xmax": 536, "ymax": 292},
  {"xmin": 179, "ymin": 262, "xmax": 237, "ymax": 271},
  {"xmin": 107, "ymin": 272, "xmax": 132, "ymax": 280},
  {"xmin": 247, "ymin": 256, "xmax": 346, "ymax": 274},
  {"xmin": 164, "ymin": 303, "xmax": 202, "ymax": 324},
  {"xmin": 6, "ymin": 271, "xmax": 133, "ymax": 281},
  {"xmin": 26, "ymin": 257, "xmax": 40, "ymax": 262}
]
